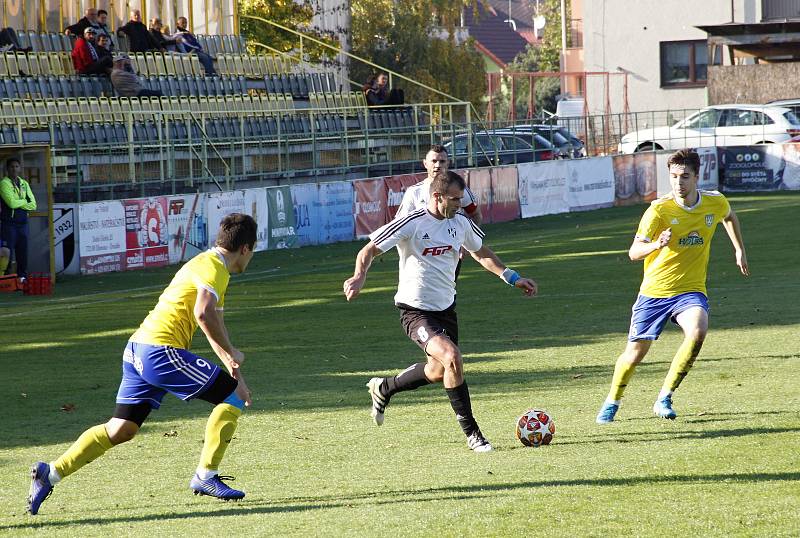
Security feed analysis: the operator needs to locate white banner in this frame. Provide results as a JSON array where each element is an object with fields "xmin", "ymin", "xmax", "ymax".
[
  {"xmin": 78, "ymin": 201, "xmax": 126, "ymax": 257},
  {"xmin": 518, "ymin": 161, "xmax": 570, "ymax": 218},
  {"xmin": 167, "ymin": 193, "xmax": 207, "ymax": 264},
  {"xmin": 53, "ymin": 204, "xmax": 80, "ymax": 275},
  {"xmin": 567, "ymin": 157, "xmax": 615, "ymax": 210},
  {"xmin": 243, "ymin": 188, "xmax": 270, "ymax": 252},
  {"xmin": 206, "ymin": 191, "xmax": 246, "ymax": 247}
]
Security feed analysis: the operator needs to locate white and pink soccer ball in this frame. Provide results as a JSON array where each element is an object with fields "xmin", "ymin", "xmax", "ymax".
[{"xmin": 515, "ymin": 409, "xmax": 555, "ymax": 447}]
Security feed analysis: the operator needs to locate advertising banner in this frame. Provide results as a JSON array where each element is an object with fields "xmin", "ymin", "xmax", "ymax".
[
  {"xmin": 490, "ymin": 166, "xmax": 520, "ymax": 222},
  {"xmin": 53, "ymin": 204, "xmax": 79, "ymax": 275},
  {"xmin": 697, "ymin": 147, "xmax": 720, "ymax": 191},
  {"xmin": 467, "ymin": 168, "xmax": 492, "ymax": 222},
  {"xmin": 167, "ymin": 193, "xmax": 207, "ymax": 264},
  {"xmin": 613, "ymin": 153, "xmax": 657, "ymax": 206},
  {"xmin": 567, "ymin": 157, "xmax": 615, "ymax": 211},
  {"xmin": 291, "ymin": 183, "xmax": 321, "ymax": 247},
  {"xmin": 319, "ymin": 181, "xmax": 355, "ymax": 244},
  {"xmin": 243, "ymin": 188, "xmax": 270, "ymax": 252},
  {"xmin": 206, "ymin": 191, "xmax": 246, "ymax": 247},
  {"xmin": 78, "ymin": 200, "xmax": 126, "ymax": 274},
  {"xmin": 718, "ymin": 145, "xmax": 783, "ymax": 191},
  {"xmin": 267, "ymin": 186, "xmax": 298, "ymax": 249},
  {"xmin": 123, "ymin": 197, "xmax": 170, "ymax": 270},
  {"xmin": 518, "ymin": 160, "xmax": 570, "ymax": 218},
  {"xmin": 773, "ymin": 142, "xmax": 800, "ymax": 190},
  {"xmin": 385, "ymin": 173, "xmax": 425, "ymax": 220},
  {"xmin": 353, "ymin": 178, "xmax": 387, "ymax": 238}
]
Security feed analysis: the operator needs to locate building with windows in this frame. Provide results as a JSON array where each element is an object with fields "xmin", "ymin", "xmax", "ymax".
[{"xmin": 581, "ymin": 1, "xmax": 764, "ymax": 114}]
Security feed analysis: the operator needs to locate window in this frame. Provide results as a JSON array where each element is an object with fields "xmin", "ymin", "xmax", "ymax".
[
  {"xmin": 660, "ymin": 40, "xmax": 720, "ymax": 88},
  {"xmin": 682, "ymin": 109, "xmax": 721, "ymax": 129}
]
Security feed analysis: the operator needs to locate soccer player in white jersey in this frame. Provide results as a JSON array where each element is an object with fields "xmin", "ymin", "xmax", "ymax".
[{"xmin": 344, "ymin": 171, "xmax": 537, "ymax": 452}]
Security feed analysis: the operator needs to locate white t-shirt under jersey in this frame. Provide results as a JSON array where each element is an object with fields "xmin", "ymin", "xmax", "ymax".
[
  {"xmin": 396, "ymin": 180, "xmax": 478, "ymax": 219},
  {"xmin": 370, "ymin": 208, "xmax": 485, "ymax": 311}
]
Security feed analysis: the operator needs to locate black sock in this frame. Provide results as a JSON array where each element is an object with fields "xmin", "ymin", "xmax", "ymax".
[
  {"xmin": 446, "ymin": 382, "xmax": 479, "ymax": 436},
  {"xmin": 383, "ymin": 362, "xmax": 431, "ymax": 397}
]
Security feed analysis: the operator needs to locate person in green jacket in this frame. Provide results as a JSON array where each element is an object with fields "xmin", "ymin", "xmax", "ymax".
[{"xmin": 0, "ymin": 158, "xmax": 37, "ymax": 279}]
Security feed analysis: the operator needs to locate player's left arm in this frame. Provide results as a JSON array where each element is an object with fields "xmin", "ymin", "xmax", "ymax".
[
  {"xmin": 463, "ymin": 187, "xmax": 482, "ymax": 225},
  {"xmin": 470, "ymin": 245, "xmax": 538, "ymax": 296},
  {"xmin": 722, "ymin": 209, "xmax": 750, "ymax": 276}
]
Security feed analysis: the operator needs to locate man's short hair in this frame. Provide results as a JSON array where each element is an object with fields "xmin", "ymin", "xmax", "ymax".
[
  {"xmin": 427, "ymin": 144, "xmax": 448, "ymax": 156},
  {"xmin": 215, "ymin": 213, "xmax": 257, "ymax": 251},
  {"xmin": 98, "ymin": 9, "xmax": 108, "ymax": 16},
  {"xmin": 6, "ymin": 157, "xmax": 20, "ymax": 168},
  {"xmin": 667, "ymin": 148, "xmax": 701, "ymax": 176},
  {"xmin": 430, "ymin": 170, "xmax": 466, "ymax": 196}
]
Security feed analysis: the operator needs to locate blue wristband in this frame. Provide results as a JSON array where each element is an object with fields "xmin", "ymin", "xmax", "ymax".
[{"xmin": 501, "ymin": 268, "xmax": 520, "ymax": 286}]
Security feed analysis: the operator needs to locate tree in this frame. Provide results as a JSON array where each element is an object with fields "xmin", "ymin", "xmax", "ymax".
[
  {"xmin": 239, "ymin": 0, "xmax": 335, "ymax": 60},
  {"xmin": 537, "ymin": 0, "xmax": 571, "ymax": 72},
  {"xmin": 491, "ymin": 44, "xmax": 561, "ymax": 121}
]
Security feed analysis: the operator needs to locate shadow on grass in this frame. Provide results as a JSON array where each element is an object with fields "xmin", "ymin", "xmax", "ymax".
[
  {"xmin": 555, "ymin": 425, "xmax": 800, "ymax": 446},
  {"xmin": 4, "ymin": 470, "xmax": 798, "ymax": 531}
]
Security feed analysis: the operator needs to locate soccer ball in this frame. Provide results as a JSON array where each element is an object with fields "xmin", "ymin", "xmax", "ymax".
[{"xmin": 515, "ymin": 409, "xmax": 555, "ymax": 447}]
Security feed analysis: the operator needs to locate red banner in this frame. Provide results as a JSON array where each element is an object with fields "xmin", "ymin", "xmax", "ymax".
[
  {"xmin": 490, "ymin": 166, "xmax": 520, "ymax": 222},
  {"xmin": 466, "ymin": 168, "xmax": 492, "ymax": 223},
  {"xmin": 123, "ymin": 197, "xmax": 170, "ymax": 270},
  {"xmin": 353, "ymin": 178, "xmax": 388, "ymax": 238},
  {"xmin": 385, "ymin": 173, "xmax": 424, "ymax": 221}
]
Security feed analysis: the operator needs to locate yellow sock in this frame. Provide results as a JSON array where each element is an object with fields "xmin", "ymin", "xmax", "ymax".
[
  {"xmin": 608, "ymin": 357, "xmax": 638, "ymax": 401},
  {"xmin": 53, "ymin": 424, "xmax": 114, "ymax": 479},
  {"xmin": 198, "ymin": 404, "xmax": 241, "ymax": 472},
  {"xmin": 662, "ymin": 339, "xmax": 703, "ymax": 393}
]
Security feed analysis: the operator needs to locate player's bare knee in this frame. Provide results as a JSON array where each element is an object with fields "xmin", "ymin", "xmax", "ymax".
[
  {"xmin": 425, "ymin": 360, "xmax": 445, "ymax": 382},
  {"xmin": 105, "ymin": 419, "xmax": 139, "ymax": 445}
]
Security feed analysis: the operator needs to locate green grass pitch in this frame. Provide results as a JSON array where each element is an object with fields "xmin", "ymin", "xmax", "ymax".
[{"xmin": 1, "ymin": 192, "xmax": 798, "ymax": 536}]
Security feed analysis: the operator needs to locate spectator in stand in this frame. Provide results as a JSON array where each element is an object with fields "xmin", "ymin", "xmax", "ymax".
[
  {"xmin": 96, "ymin": 34, "xmax": 113, "ymax": 64},
  {"xmin": 96, "ymin": 9, "xmax": 116, "ymax": 51},
  {"xmin": 65, "ymin": 7, "xmax": 99, "ymax": 37},
  {"xmin": 149, "ymin": 18, "xmax": 183, "ymax": 52},
  {"xmin": 365, "ymin": 72, "xmax": 404, "ymax": 107},
  {"xmin": 0, "ymin": 158, "xmax": 37, "ymax": 280},
  {"xmin": 0, "ymin": 28, "xmax": 32, "ymax": 53},
  {"xmin": 111, "ymin": 55, "xmax": 162, "ymax": 97},
  {"xmin": 172, "ymin": 17, "xmax": 216, "ymax": 75},
  {"xmin": 119, "ymin": 10, "xmax": 162, "ymax": 53},
  {"xmin": 71, "ymin": 27, "xmax": 113, "ymax": 76}
]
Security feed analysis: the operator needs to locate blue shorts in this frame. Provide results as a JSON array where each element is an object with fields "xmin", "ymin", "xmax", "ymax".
[
  {"xmin": 116, "ymin": 341, "xmax": 222, "ymax": 409},
  {"xmin": 628, "ymin": 292, "xmax": 709, "ymax": 341}
]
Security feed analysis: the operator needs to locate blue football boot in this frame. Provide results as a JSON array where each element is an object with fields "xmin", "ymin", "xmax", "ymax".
[
  {"xmin": 653, "ymin": 394, "xmax": 678, "ymax": 419},
  {"xmin": 595, "ymin": 402, "xmax": 620, "ymax": 424},
  {"xmin": 190, "ymin": 474, "xmax": 245, "ymax": 500},
  {"xmin": 27, "ymin": 462, "xmax": 54, "ymax": 515}
]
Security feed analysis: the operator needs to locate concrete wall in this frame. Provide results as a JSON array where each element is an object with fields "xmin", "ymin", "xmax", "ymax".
[
  {"xmin": 583, "ymin": 0, "xmax": 761, "ymax": 115},
  {"xmin": 708, "ymin": 63, "xmax": 800, "ymax": 104}
]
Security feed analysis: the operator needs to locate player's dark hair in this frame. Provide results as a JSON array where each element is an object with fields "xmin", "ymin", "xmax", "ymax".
[
  {"xmin": 667, "ymin": 148, "xmax": 700, "ymax": 175},
  {"xmin": 98, "ymin": 9, "xmax": 108, "ymax": 16},
  {"xmin": 5, "ymin": 157, "xmax": 20, "ymax": 169},
  {"xmin": 430, "ymin": 170, "xmax": 466, "ymax": 195},
  {"xmin": 427, "ymin": 144, "xmax": 448, "ymax": 156},
  {"xmin": 215, "ymin": 213, "xmax": 257, "ymax": 251}
]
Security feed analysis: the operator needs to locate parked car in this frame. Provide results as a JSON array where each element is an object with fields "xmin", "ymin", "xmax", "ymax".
[
  {"xmin": 496, "ymin": 124, "xmax": 586, "ymax": 158},
  {"xmin": 444, "ymin": 130, "xmax": 556, "ymax": 167},
  {"xmin": 767, "ymin": 98, "xmax": 800, "ymax": 118},
  {"xmin": 617, "ymin": 104, "xmax": 800, "ymax": 154}
]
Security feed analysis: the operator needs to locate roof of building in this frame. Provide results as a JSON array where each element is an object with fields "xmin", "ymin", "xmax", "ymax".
[{"xmin": 463, "ymin": 2, "xmax": 532, "ymax": 67}]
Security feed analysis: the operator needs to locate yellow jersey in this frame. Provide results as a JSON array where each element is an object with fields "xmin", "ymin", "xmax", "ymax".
[
  {"xmin": 636, "ymin": 190, "xmax": 730, "ymax": 298},
  {"xmin": 130, "ymin": 249, "xmax": 230, "ymax": 349}
]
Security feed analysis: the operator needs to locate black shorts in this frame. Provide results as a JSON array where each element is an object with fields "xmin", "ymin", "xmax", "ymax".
[{"xmin": 398, "ymin": 302, "xmax": 458, "ymax": 353}]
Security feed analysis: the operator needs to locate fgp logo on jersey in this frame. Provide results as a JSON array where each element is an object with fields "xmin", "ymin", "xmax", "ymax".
[
  {"xmin": 679, "ymin": 231, "xmax": 704, "ymax": 247},
  {"xmin": 422, "ymin": 245, "xmax": 453, "ymax": 256}
]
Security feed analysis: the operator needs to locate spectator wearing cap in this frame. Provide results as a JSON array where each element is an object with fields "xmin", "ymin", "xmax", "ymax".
[
  {"xmin": 71, "ymin": 27, "xmax": 113, "ymax": 75},
  {"xmin": 111, "ymin": 55, "xmax": 162, "ymax": 97},
  {"xmin": 118, "ymin": 10, "xmax": 162, "ymax": 53},
  {"xmin": 65, "ymin": 7, "xmax": 99, "ymax": 37},
  {"xmin": 172, "ymin": 17, "xmax": 216, "ymax": 75}
]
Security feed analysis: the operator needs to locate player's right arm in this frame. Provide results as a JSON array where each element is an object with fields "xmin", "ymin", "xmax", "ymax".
[
  {"xmin": 343, "ymin": 241, "xmax": 382, "ymax": 301},
  {"xmin": 628, "ymin": 205, "xmax": 670, "ymax": 261},
  {"xmin": 194, "ymin": 288, "xmax": 251, "ymax": 405}
]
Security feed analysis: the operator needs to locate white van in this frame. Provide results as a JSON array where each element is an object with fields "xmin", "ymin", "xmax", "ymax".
[{"xmin": 555, "ymin": 97, "xmax": 586, "ymax": 138}]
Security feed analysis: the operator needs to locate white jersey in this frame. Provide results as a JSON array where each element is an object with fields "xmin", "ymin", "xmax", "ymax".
[
  {"xmin": 369, "ymin": 208, "xmax": 485, "ymax": 311},
  {"xmin": 396, "ymin": 180, "xmax": 479, "ymax": 219}
]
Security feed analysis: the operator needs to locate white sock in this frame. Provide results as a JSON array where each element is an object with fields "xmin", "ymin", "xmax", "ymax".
[
  {"xmin": 196, "ymin": 468, "xmax": 218, "ymax": 480},
  {"xmin": 47, "ymin": 463, "xmax": 62, "ymax": 484},
  {"xmin": 605, "ymin": 398, "xmax": 620, "ymax": 406},
  {"xmin": 658, "ymin": 389, "xmax": 673, "ymax": 400}
]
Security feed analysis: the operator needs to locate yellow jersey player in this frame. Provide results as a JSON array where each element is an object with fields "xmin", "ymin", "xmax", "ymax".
[
  {"xmin": 596, "ymin": 149, "xmax": 749, "ymax": 424},
  {"xmin": 27, "ymin": 214, "xmax": 257, "ymax": 515}
]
